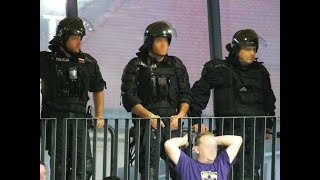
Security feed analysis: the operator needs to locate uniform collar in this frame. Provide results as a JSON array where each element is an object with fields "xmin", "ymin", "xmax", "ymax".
[{"xmin": 150, "ymin": 54, "xmax": 169, "ymax": 64}]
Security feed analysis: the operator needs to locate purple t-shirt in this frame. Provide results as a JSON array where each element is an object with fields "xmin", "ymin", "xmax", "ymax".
[{"xmin": 173, "ymin": 149, "xmax": 235, "ymax": 180}]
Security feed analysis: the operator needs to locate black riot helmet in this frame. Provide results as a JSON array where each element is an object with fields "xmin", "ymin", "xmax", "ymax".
[
  {"xmin": 49, "ymin": 17, "xmax": 94, "ymax": 51},
  {"xmin": 56, "ymin": 17, "xmax": 86, "ymax": 41},
  {"xmin": 139, "ymin": 20, "xmax": 177, "ymax": 52},
  {"xmin": 226, "ymin": 29, "xmax": 266, "ymax": 54}
]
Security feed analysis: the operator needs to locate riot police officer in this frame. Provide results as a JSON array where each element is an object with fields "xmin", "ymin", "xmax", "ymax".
[
  {"xmin": 188, "ymin": 29, "xmax": 276, "ymax": 180},
  {"xmin": 121, "ymin": 21, "xmax": 202, "ymax": 179},
  {"xmin": 40, "ymin": 17, "xmax": 106, "ymax": 180}
]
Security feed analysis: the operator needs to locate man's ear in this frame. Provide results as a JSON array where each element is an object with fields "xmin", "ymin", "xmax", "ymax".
[{"xmin": 193, "ymin": 146, "xmax": 200, "ymax": 154}]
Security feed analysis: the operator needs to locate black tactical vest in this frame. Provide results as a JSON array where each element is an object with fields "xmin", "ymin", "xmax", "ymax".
[
  {"xmin": 204, "ymin": 60, "xmax": 268, "ymax": 116},
  {"xmin": 230, "ymin": 63, "xmax": 267, "ymax": 116},
  {"xmin": 40, "ymin": 51, "xmax": 90, "ymax": 112},
  {"xmin": 136, "ymin": 56, "xmax": 179, "ymax": 109}
]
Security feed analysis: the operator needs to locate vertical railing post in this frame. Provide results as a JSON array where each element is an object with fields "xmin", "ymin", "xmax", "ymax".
[
  {"xmin": 40, "ymin": 119, "xmax": 47, "ymax": 162},
  {"xmin": 134, "ymin": 119, "xmax": 141, "ymax": 180},
  {"xmin": 71, "ymin": 119, "xmax": 78, "ymax": 180},
  {"xmin": 92, "ymin": 118, "xmax": 97, "ymax": 180},
  {"xmin": 271, "ymin": 117, "xmax": 277, "ymax": 180},
  {"xmin": 102, "ymin": 119, "xmax": 108, "ymax": 177},
  {"xmin": 124, "ymin": 119, "xmax": 130, "ymax": 180},
  {"xmin": 144, "ymin": 119, "xmax": 151, "ymax": 180},
  {"xmin": 61, "ymin": 118, "xmax": 68, "ymax": 180},
  {"xmin": 50, "ymin": 119, "xmax": 57, "ymax": 180}
]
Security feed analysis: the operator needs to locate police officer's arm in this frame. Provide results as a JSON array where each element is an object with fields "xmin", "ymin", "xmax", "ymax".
[
  {"xmin": 175, "ymin": 58, "xmax": 192, "ymax": 117},
  {"xmin": 87, "ymin": 54, "xmax": 106, "ymax": 128},
  {"xmin": 263, "ymin": 68, "xmax": 276, "ymax": 115},
  {"xmin": 120, "ymin": 59, "xmax": 150, "ymax": 117},
  {"xmin": 93, "ymin": 91, "xmax": 104, "ymax": 119},
  {"xmin": 262, "ymin": 67, "xmax": 276, "ymax": 130},
  {"xmin": 164, "ymin": 134, "xmax": 189, "ymax": 165},
  {"xmin": 121, "ymin": 59, "xmax": 143, "ymax": 112},
  {"xmin": 177, "ymin": 103, "xmax": 189, "ymax": 118},
  {"xmin": 131, "ymin": 104, "xmax": 165, "ymax": 128},
  {"xmin": 188, "ymin": 78, "xmax": 211, "ymax": 121},
  {"xmin": 214, "ymin": 135, "xmax": 243, "ymax": 163},
  {"xmin": 187, "ymin": 78, "xmax": 212, "ymax": 133},
  {"xmin": 131, "ymin": 104, "xmax": 154, "ymax": 118},
  {"xmin": 120, "ymin": 61, "xmax": 150, "ymax": 117},
  {"xmin": 188, "ymin": 62, "xmax": 225, "ymax": 126},
  {"xmin": 169, "ymin": 58, "xmax": 192, "ymax": 130},
  {"xmin": 121, "ymin": 59, "xmax": 165, "ymax": 127},
  {"xmin": 171, "ymin": 102, "xmax": 190, "ymax": 130}
]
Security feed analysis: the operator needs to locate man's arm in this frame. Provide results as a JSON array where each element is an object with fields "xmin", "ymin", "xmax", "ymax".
[
  {"xmin": 263, "ymin": 71, "xmax": 276, "ymax": 131},
  {"xmin": 86, "ymin": 54, "xmax": 106, "ymax": 128},
  {"xmin": 188, "ymin": 61, "xmax": 225, "ymax": 126},
  {"xmin": 121, "ymin": 60, "xmax": 165, "ymax": 129},
  {"xmin": 174, "ymin": 57, "xmax": 192, "ymax": 111},
  {"xmin": 93, "ymin": 90, "xmax": 104, "ymax": 128},
  {"xmin": 170, "ymin": 102, "xmax": 189, "ymax": 130},
  {"xmin": 131, "ymin": 104, "xmax": 154, "ymax": 118},
  {"xmin": 188, "ymin": 78, "xmax": 212, "ymax": 120},
  {"xmin": 214, "ymin": 135, "xmax": 242, "ymax": 163},
  {"xmin": 188, "ymin": 78, "xmax": 212, "ymax": 132},
  {"xmin": 170, "ymin": 58, "xmax": 192, "ymax": 129},
  {"xmin": 178, "ymin": 102, "xmax": 189, "ymax": 117},
  {"xmin": 164, "ymin": 134, "xmax": 189, "ymax": 165},
  {"xmin": 121, "ymin": 59, "xmax": 143, "ymax": 112},
  {"xmin": 131, "ymin": 104, "xmax": 165, "ymax": 128},
  {"xmin": 171, "ymin": 102, "xmax": 210, "ymax": 132}
]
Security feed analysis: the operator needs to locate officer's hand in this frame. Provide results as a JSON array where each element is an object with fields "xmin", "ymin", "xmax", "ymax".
[
  {"xmin": 192, "ymin": 124, "xmax": 209, "ymax": 133},
  {"xmin": 265, "ymin": 133, "xmax": 272, "ymax": 139},
  {"xmin": 96, "ymin": 118, "xmax": 105, "ymax": 129},
  {"xmin": 150, "ymin": 115, "xmax": 165, "ymax": 130},
  {"xmin": 265, "ymin": 128, "xmax": 273, "ymax": 139},
  {"xmin": 170, "ymin": 115, "xmax": 184, "ymax": 131}
]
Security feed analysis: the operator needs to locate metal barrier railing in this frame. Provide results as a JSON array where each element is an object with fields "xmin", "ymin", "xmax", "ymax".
[
  {"xmin": 40, "ymin": 116, "xmax": 280, "ymax": 180},
  {"xmin": 40, "ymin": 118, "xmax": 117, "ymax": 180}
]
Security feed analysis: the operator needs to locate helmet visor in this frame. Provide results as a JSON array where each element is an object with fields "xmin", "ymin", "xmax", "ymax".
[
  {"xmin": 79, "ymin": 16, "xmax": 95, "ymax": 34},
  {"xmin": 233, "ymin": 32, "xmax": 267, "ymax": 48},
  {"xmin": 144, "ymin": 20, "xmax": 177, "ymax": 41}
]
